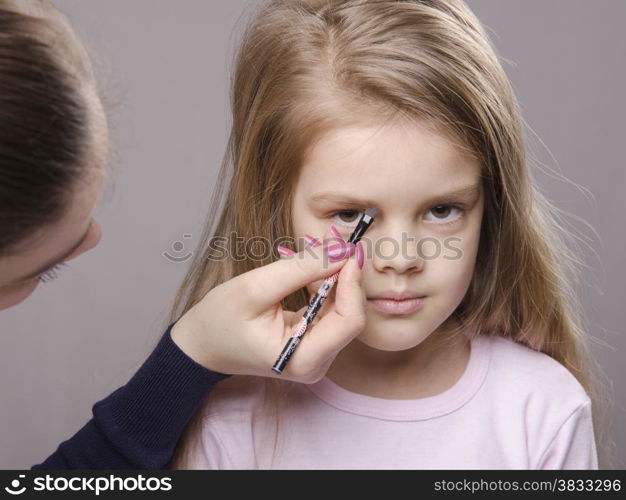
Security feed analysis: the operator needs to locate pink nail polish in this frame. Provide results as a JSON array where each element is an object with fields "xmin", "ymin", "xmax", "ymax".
[
  {"xmin": 304, "ymin": 234, "xmax": 322, "ymax": 247},
  {"xmin": 357, "ymin": 241, "xmax": 364, "ymax": 269},
  {"xmin": 329, "ymin": 225, "xmax": 345, "ymax": 242},
  {"xmin": 326, "ymin": 242, "xmax": 356, "ymax": 262},
  {"xmin": 277, "ymin": 245, "xmax": 296, "ymax": 256}
]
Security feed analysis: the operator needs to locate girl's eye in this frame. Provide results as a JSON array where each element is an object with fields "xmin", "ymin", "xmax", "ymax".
[
  {"xmin": 424, "ymin": 204, "xmax": 465, "ymax": 225},
  {"xmin": 330, "ymin": 209, "xmax": 363, "ymax": 226},
  {"xmin": 39, "ymin": 263, "xmax": 68, "ymax": 283}
]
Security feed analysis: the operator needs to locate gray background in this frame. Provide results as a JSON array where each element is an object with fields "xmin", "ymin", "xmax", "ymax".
[{"xmin": 0, "ymin": 0, "xmax": 623, "ymax": 469}]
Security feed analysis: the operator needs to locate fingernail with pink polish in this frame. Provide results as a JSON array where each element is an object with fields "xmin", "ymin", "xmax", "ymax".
[
  {"xmin": 329, "ymin": 225, "xmax": 345, "ymax": 242},
  {"xmin": 326, "ymin": 242, "xmax": 356, "ymax": 262},
  {"xmin": 304, "ymin": 234, "xmax": 322, "ymax": 247},
  {"xmin": 277, "ymin": 245, "xmax": 296, "ymax": 257},
  {"xmin": 357, "ymin": 241, "xmax": 364, "ymax": 269}
]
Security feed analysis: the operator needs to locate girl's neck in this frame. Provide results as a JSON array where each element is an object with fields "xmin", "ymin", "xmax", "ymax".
[{"xmin": 326, "ymin": 318, "xmax": 471, "ymax": 400}]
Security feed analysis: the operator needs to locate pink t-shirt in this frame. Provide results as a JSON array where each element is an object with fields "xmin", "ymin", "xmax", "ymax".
[{"xmin": 186, "ymin": 334, "xmax": 598, "ymax": 469}]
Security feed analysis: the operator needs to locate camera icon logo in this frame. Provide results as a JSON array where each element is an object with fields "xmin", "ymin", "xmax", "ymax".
[{"xmin": 4, "ymin": 475, "xmax": 26, "ymax": 495}]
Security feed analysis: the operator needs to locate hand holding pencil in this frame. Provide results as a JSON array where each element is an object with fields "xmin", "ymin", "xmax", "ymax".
[
  {"xmin": 170, "ymin": 224, "xmax": 369, "ymax": 383},
  {"xmin": 272, "ymin": 207, "xmax": 378, "ymax": 374}
]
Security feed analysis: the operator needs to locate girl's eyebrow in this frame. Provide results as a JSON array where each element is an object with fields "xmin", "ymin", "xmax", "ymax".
[
  {"xmin": 310, "ymin": 182, "xmax": 482, "ymax": 206},
  {"xmin": 309, "ymin": 192, "xmax": 375, "ymax": 206}
]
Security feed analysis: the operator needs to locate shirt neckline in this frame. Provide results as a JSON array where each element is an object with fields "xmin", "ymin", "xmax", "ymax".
[{"xmin": 306, "ymin": 333, "xmax": 493, "ymax": 421}]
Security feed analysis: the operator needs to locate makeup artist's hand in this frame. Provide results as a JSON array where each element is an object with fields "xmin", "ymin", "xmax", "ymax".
[{"xmin": 170, "ymin": 238, "xmax": 366, "ymax": 383}]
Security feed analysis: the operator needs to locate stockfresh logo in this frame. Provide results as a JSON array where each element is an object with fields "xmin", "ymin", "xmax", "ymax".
[
  {"xmin": 2, "ymin": 473, "xmax": 173, "ymax": 497},
  {"xmin": 4, "ymin": 475, "xmax": 26, "ymax": 496}
]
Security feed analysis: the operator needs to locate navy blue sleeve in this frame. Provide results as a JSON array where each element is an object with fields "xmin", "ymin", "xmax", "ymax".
[{"xmin": 32, "ymin": 324, "xmax": 231, "ymax": 469}]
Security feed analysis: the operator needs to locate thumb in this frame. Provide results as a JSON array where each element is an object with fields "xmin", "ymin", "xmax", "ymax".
[
  {"xmin": 234, "ymin": 241, "xmax": 356, "ymax": 318},
  {"xmin": 332, "ymin": 241, "xmax": 365, "ymax": 320}
]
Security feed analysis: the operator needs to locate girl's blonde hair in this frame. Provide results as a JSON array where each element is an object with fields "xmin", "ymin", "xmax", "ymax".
[{"xmin": 171, "ymin": 0, "xmax": 613, "ymax": 468}]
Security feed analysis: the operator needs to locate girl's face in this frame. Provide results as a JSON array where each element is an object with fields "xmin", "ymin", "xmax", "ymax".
[{"xmin": 291, "ymin": 119, "xmax": 484, "ymax": 352}]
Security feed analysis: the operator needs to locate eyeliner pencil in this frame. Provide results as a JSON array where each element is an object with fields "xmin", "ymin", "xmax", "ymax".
[{"xmin": 272, "ymin": 207, "xmax": 378, "ymax": 375}]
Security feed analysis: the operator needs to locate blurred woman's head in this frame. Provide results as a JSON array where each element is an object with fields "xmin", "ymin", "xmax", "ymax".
[{"xmin": 0, "ymin": 0, "xmax": 107, "ymax": 309}]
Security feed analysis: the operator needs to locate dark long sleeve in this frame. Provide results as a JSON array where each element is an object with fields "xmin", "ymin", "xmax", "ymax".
[{"xmin": 32, "ymin": 324, "xmax": 231, "ymax": 469}]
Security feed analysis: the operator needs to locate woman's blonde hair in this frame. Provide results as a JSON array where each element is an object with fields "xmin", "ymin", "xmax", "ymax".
[{"xmin": 171, "ymin": 0, "xmax": 613, "ymax": 468}]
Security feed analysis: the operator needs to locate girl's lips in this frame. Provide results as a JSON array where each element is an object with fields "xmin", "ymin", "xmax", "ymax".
[{"xmin": 367, "ymin": 296, "xmax": 425, "ymax": 315}]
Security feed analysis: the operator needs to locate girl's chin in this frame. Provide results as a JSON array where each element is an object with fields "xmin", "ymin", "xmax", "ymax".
[{"xmin": 355, "ymin": 328, "xmax": 433, "ymax": 352}]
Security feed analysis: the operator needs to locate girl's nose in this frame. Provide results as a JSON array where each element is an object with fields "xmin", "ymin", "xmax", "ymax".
[{"xmin": 370, "ymin": 227, "xmax": 425, "ymax": 275}]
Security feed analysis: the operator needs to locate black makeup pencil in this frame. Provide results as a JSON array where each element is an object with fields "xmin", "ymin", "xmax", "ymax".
[{"xmin": 272, "ymin": 207, "xmax": 378, "ymax": 375}]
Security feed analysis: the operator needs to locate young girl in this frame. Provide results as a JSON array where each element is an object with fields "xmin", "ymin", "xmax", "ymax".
[{"xmin": 170, "ymin": 0, "xmax": 605, "ymax": 469}]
